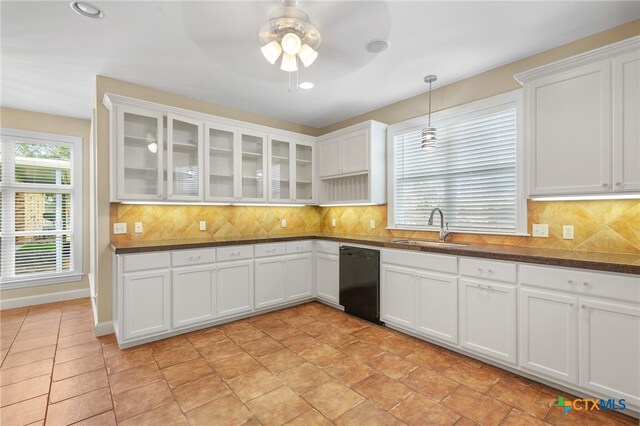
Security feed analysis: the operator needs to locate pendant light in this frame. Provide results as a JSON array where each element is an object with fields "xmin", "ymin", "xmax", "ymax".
[{"xmin": 421, "ymin": 75, "xmax": 437, "ymax": 151}]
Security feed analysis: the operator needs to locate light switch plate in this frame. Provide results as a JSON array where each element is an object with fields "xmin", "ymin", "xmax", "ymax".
[
  {"xmin": 563, "ymin": 225, "xmax": 574, "ymax": 240},
  {"xmin": 199, "ymin": 221, "xmax": 206, "ymax": 231},
  {"xmin": 113, "ymin": 223, "xmax": 127, "ymax": 235},
  {"xmin": 532, "ymin": 224, "xmax": 549, "ymax": 238},
  {"xmin": 370, "ymin": 220, "xmax": 376, "ymax": 229},
  {"xmin": 134, "ymin": 222, "xmax": 143, "ymax": 233},
  {"xmin": 281, "ymin": 219, "xmax": 287, "ymax": 228},
  {"xmin": 331, "ymin": 218, "xmax": 337, "ymax": 227}
]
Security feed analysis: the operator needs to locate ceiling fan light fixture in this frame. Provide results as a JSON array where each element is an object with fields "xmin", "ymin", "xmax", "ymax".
[
  {"xmin": 281, "ymin": 32, "xmax": 302, "ymax": 55},
  {"xmin": 261, "ymin": 40, "xmax": 283, "ymax": 64},
  {"xmin": 281, "ymin": 53, "xmax": 298, "ymax": 72},
  {"xmin": 298, "ymin": 44, "xmax": 318, "ymax": 67}
]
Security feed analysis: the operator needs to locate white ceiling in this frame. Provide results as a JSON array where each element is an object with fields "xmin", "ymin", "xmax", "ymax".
[{"xmin": 1, "ymin": 1, "xmax": 638, "ymax": 128}]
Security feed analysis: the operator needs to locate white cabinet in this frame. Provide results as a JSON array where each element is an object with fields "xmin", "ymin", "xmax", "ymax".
[
  {"xmin": 239, "ymin": 130, "xmax": 268, "ymax": 202},
  {"xmin": 217, "ymin": 259, "xmax": 254, "ymax": 317},
  {"xmin": 459, "ymin": 279, "xmax": 517, "ymax": 364},
  {"xmin": 255, "ymin": 257, "xmax": 286, "ymax": 309},
  {"xmin": 613, "ymin": 51, "xmax": 640, "ymax": 192},
  {"xmin": 519, "ymin": 288, "xmax": 578, "ymax": 384},
  {"xmin": 268, "ymin": 138, "xmax": 314, "ymax": 204},
  {"xmin": 516, "ymin": 38, "xmax": 640, "ymax": 197},
  {"xmin": 167, "ymin": 114, "xmax": 203, "ymax": 201},
  {"xmin": 579, "ymin": 298, "xmax": 640, "ymax": 407},
  {"xmin": 205, "ymin": 122, "xmax": 237, "ymax": 202},
  {"xmin": 316, "ymin": 253, "xmax": 339, "ymax": 304},
  {"xmin": 415, "ymin": 271, "xmax": 458, "ymax": 345},
  {"xmin": 285, "ymin": 254, "xmax": 313, "ymax": 301},
  {"xmin": 123, "ymin": 269, "xmax": 171, "ymax": 340},
  {"xmin": 381, "ymin": 264, "xmax": 416, "ymax": 329},
  {"xmin": 172, "ymin": 265, "xmax": 216, "ymax": 328},
  {"xmin": 317, "ymin": 121, "xmax": 387, "ymax": 205}
]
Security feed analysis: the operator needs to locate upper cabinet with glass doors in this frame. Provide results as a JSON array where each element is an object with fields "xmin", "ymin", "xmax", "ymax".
[
  {"xmin": 167, "ymin": 114, "xmax": 203, "ymax": 201},
  {"xmin": 268, "ymin": 137, "xmax": 314, "ymax": 203}
]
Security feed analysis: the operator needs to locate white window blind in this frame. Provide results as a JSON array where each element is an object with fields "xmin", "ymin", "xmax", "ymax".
[
  {"xmin": 391, "ymin": 93, "xmax": 521, "ymax": 234},
  {"xmin": 1, "ymin": 129, "xmax": 82, "ymax": 288}
]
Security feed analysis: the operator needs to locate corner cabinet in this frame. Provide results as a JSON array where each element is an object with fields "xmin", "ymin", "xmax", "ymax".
[
  {"xmin": 515, "ymin": 37, "xmax": 640, "ymax": 197},
  {"xmin": 316, "ymin": 121, "xmax": 387, "ymax": 205},
  {"xmin": 104, "ymin": 94, "xmax": 314, "ymax": 204}
]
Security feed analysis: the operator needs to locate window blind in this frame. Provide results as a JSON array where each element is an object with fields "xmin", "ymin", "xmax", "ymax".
[
  {"xmin": 393, "ymin": 103, "xmax": 518, "ymax": 234},
  {"xmin": 0, "ymin": 132, "xmax": 80, "ymax": 287}
]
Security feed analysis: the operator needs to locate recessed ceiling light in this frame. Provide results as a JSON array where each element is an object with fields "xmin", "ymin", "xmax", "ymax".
[
  {"xmin": 299, "ymin": 82, "xmax": 314, "ymax": 90},
  {"xmin": 70, "ymin": 1, "xmax": 104, "ymax": 19},
  {"xmin": 365, "ymin": 39, "xmax": 390, "ymax": 53}
]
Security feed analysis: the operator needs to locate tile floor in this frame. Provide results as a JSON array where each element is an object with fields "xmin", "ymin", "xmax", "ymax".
[{"xmin": 0, "ymin": 298, "xmax": 637, "ymax": 425}]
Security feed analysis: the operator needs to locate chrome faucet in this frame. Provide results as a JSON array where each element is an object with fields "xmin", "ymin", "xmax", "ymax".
[{"xmin": 428, "ymin": 208, "xmax": 451, "ymax": 242}]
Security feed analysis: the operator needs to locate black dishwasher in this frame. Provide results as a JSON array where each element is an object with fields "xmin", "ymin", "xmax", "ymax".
[{"xmin": 339, "ymin": 245, "xmax": 381, "ymax": 324}]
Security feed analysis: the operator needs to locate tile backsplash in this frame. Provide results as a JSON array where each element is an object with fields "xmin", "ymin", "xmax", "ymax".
[{"xmin": 111, "ymin": 200, "xmax": 640, "ymax": 254}]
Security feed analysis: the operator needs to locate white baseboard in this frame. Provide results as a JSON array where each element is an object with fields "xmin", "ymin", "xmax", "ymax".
[
  {"xmin": 94, "ymin": 321, "xmax": 114, "ymax": 336},
  {"xmin": 0, "ymin": 288, "xmax": 91, "ymax": 310}
]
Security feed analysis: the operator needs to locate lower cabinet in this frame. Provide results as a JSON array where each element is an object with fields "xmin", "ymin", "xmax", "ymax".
[
  {"xmin": 255, "ymin": 257, "xmax": 286, "ymax": 309},
  {"xmin": 285, "ymin": 253, "xmax": 313, "ymax": 301},
  {"xmin": 415, "ymin": 271, "xmax": 458, "ymax": 345},
  {"xmin": 123, "ymin": 269, "xmax": 171, "ymax": 340},
  {"xmin": 172, "ymin": 265, "xmax": 217, "ymax": 329},
  {"xmin": 579, "ymin": 297, "xmax": 640, "ymax": 407},
  {"xmin": 316, "ymin": 252, "xmax": 339, "ymax": 304},
  {"xmin": 459, "ymin": 279, "xmax": 517, "ymax": 364},
  {"xmin": 217, "ymin": 259, "xmax": 254, "ymax": 317},
  {"xmin": 381, "ymin": 264, "xmax": 416, "ymax": 329}
]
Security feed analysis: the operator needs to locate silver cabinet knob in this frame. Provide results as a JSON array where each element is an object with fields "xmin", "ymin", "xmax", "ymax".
[
  {"xmin": 581, "ymin": 304, "xmax": 587, "ymax": 309},
  {"xmin": 615, "ymin": 182, "xmax": 622, "ymax": 186},
  {"xmin": 582, "ymin": 281, "xmax": 590, "ymax": 288},
  {"xmin": 602, "ymin": 183, "xmax": 609, "ymax": 188}
]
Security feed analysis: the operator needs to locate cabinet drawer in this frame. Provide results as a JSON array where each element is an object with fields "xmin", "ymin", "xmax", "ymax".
[
  {"xmin": 520, "ymin": 264, "xmax": 640, "ymax": 303},
  {"xmin": 123, "ymin": 252, "xmax": 170, "ymax": 273},
  {"xmin": 172, "ymin": 249, "xmax": 215, "ymax": 267},
  {"xmin": 286, "ymin": 240, "xmax": 313, "ymax": 254},
  {"xmin": 316, "ymin": 240, "xmax": 339, "ymax": 255},
  {"xmin": 254, "ymin": 243, "xmax": 286, "ymax": 258},
  {"xmin": 460, "ymin": 258, "xmax": 516, "ymax": 283},
  {"xmin": 216, "ymin": 245, "xmax": 253, "ymax": 262},
  {"xmin": 381, "ymin": 249, "xmax": 457, "ymax": 275}
]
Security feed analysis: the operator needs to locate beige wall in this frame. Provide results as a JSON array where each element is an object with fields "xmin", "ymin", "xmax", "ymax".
[
  {"xmin": 0, "ymin": 108, "xmax": 91, "ymax": 301},
  {"xmin": 320, "ymin": 20, "xmax": 640, "ymax": 134}
]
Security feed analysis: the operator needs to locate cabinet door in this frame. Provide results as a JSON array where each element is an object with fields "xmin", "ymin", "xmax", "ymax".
[
  {"xmin": 380, "ymin": 264, "xmax": 415, "ymax": 329},
  {"xmin": 613, "ymin": 52, "xmax": 640, "ymax": 192},
  {"xmin": 341, "ymin": 129, "xmax": 369, "ymax": 174},
  {"xmin": 172, "ymin": 266, "xmax": 216, "ymax": 329},
  {"xmin": 205, "ymin": 123, "xmax": 237, "ymax": 201},
  {"xmin": 217, "ymin": 260, "xmax": 254, "ymax": 317},
  {"xmin": 255, "ymin": 257, "xmax": 286, "ymax": 309},
  {"xmin": 527, "ymin": 62, "xmax": 611, "ymax": 195},
  {"xmin": 268, "ymin": 138, "xmax": 292, "ymax": 202},
  {"xmin": 285, "ymin": 254, "xmax": 313, "ymax": 301},
  {"xmin": 295, "ymin": 143, "xmax": 314, "ymax": 203},
  {"xmin": 239, "ymin": 131, "xmax": 267, "ymax": 202},
  {"xmin": 167, "ymin": 114, "xmax": 203, "ymax": 201},
  {"xmin": 579, "ymin": 298, "xmax": 640, "ymax": 407},
  {"xmin": 123, "ymin": 269, "xmax": 171, "ymax": 340},
  {"xmin": 316, "ymin": 253, "xmax": 339, "ymax": 304},
  {"xmin": 519, "ymin": 288, "xmax": 578, "ymax": 384},
  {"xmin": 318, "ymin": 138, "xmax": 342, "ymax": 177},
  {"xmin": 116, "ymin": 105, "xmax": 164, "ymax": 201},
  {"xmin": 459, "ymin": 279, "xmax": 516, "ymax": 364},
  {"xmin": 415, "ymin": 271, "xmax": 457, "ymax": 345}
]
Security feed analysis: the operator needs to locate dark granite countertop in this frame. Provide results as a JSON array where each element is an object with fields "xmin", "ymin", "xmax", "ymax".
[{"xmin": 111, "ymin": 234, "xmax": 640, "ymax": 275}]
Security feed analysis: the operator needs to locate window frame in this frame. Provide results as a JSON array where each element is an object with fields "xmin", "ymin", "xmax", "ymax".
[
  {"xmin": 0, "ymin": 128, "xmax": 83, "ymax": 289},
  {"xmin": 386, "ymin": 90, "xmax": 527, "ymax": 235}
]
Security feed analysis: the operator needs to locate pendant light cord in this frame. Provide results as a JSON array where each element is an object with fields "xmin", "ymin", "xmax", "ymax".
[{"xmin": 428, "ymin": 80, "xmax": 432, "ymax": 127}]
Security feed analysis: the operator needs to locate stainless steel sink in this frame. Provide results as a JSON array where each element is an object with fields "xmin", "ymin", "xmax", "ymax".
[{"xmin": 393, "ymin": 239, "xmax": 469, "ymax": 248}]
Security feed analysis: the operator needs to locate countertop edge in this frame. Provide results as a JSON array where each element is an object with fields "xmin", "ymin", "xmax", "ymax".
[{"xmin": 111, "ymin": 235, "xmax": 640, "ymax": 275}]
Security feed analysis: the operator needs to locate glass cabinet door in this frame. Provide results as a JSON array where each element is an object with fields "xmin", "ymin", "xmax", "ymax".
[
  {"xmin": 269, "ymin": 139, "xmax": 291, "ymax": 202},
  {"xmin": 205, "ymin": 124, "xmax": 236, "ymax": 201},
  {"xmin": 240, "ymin": 132, "xmax": 266, "ymax": 201},
  {"xmin": 117, "ymin": 106, "xmax": 164, "ymax": 200},
  {"xmin": 167, "ymin": 114, "xmax": 202, "ymax": 201},
  {"xmin": 295, "ymin": 144, "xmax": 313, "ymax": 202}
]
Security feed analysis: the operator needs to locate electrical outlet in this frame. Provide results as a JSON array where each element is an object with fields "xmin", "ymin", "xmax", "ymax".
[
  {"xmin": 532, "ymin": 224, "xmax": 549, "ymax": 238},
  {"xmin": 281, "ymin": 219, "xmax": 287, "ymax": 228},
  {"xmin": 563, "ymin": 225, "xmax": 574, "ymax": 240},
  {"xmin": 331, "ymin": 217, "xmax": 337, "ymax": 227},
  {"xmin": 199, "ymin": 221, "xmax": 206, "ymax": 231},
  {"xmin": 134, "ymin": 222, "xmax": 143, "ymax": 233},
  {"xmin": 113, "ymin": 223, "xmax": 127, "ymax": 235},
  {"xmin": 370, "ymin": 220, "xmax": 376, "ymax": 229}
]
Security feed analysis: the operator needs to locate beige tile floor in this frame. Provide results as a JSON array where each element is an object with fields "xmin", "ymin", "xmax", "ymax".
[{"xmin": 0, "ymin": 298, "xmax": 637, "ymax": 425}]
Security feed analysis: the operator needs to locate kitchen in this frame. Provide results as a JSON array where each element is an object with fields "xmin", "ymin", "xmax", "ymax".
[{"xmin": 0, "ymin": 1, "xmax": 639, "ymax": 425}]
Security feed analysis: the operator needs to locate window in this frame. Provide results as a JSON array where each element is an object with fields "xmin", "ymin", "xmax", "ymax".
[
  {"xmin": 0, "ymin": 129, "xmax": 83, "ymax": 288},
  {"xmin": 388, "ymin": 91, "xmax": 525, "ymax": 235}
]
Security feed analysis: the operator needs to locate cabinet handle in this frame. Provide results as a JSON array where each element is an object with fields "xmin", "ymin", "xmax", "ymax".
[
  {"xmin": 615, "ymin": 182, "xmax": 622, "ymax": 186},
  {"xmin": 478, "ymin": 267, "xmax": 484, "ymax": 273},
  {"xmin": 568, "ymin": 279, "xmax": 575, "ymax": 285},
  {"xmin": 581, "ymin": 304, "xmax": 587, "ymax": 309},
  {"xmin": 488, "ymin": 269, "xmax": 494, "ymax": 274},
  {"xmin": 602, "ymin": 183, "xmax": 609, "ymax": 188},
  {"xmin": 582, "ymin": 281, "xmax": 590, "ymax": 288},
  {"xmin": 569, "ymin": 303, "xmax": 575, "ymax": 309}
]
